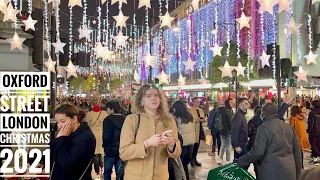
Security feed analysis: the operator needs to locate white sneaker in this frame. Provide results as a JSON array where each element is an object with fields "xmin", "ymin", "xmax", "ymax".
[{"xmin": 217, "ymin": 159, "xmax": 222, "ymax": 165}]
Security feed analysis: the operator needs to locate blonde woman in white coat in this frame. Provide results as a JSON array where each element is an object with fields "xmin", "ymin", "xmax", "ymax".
[{"xmin": 83, "ymin": 99, "xmax": 108, "ymax": 176}]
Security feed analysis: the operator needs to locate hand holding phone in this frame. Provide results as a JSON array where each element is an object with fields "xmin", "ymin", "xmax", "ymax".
[{"xmin": 162, "ymin": 129, "xmax": 172, "ymax": 137}]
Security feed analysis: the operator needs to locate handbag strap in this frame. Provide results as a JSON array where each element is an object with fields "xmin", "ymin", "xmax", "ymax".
[
  {"xmin": 90, "ymin": 111, "xmax": 102, "ymax": 127},
  {"xmin": 79, "ymin": 158, "xmax": 93, "ymax": 180},
  {"xmin": 134, "ymin": 114, "xmax": 141, "ymax": 143}
]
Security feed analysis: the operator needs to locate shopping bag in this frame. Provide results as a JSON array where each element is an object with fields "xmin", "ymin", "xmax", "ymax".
[
  {"xmin": 206, "ymin": 135, "xmax": 213, "ymax": 145},
  {"xmin": 207, "ymin": 163, "xmax": 256, "ymax": 180}
]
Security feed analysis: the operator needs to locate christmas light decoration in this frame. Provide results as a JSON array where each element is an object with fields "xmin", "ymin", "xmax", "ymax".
[
  {"xmin": 2, "ymin": 3, "xmax": 19, "ymax": 22},
  {"xmin": 68, "ymin": 0, "xmax": 82, "ymax": 7},
  {"xmin": 304, "ymin": 50, "xmax": 318, "ymax": 65},
  {"xmin": 134, "ymin": 69, "xmax": 140, "ymax": 84},
  {"xmin": 157, "ymin": 70, "xmax": 170, "ymax": 84},
  {"xmin": 236, "ymin": 12, "xmax": 251, "ymax": 30},
  {"xmin": 52, "ymin": 38, "xmax": 66, "ymax": 54},
  {"xmin": 23, "ymin": 0, "xmax": 37, "ymax": 31},
  {"xmin": 258, "ymin": 0, "xmax": 278, "ymax": 14},
  {"xmin": 272, "ymin": 11, "xmax": 276, "ymax": 78},
  {"xmin": 78, "ymin": 25, "xmax": 93, "ymax": 40},
  {"xmin": 192, "ymin": 0, "xmax": 200, "ymax": 11},
  {"xmin": 287, "ymin": 18, "xmax": 302, "ymax": 35},
  {"xmin": 218, "ymin": 61, "xmax": 235, "ymax": 78},
  {"xmin": 259, "ymin": 50, "xmax": 271, "ymax": 67},
  {"xmin": 69, "ymin": 6, "xmax": 73, "ymax": 59},
  {"xmin": 44, "ymin": 56, "xmax": 56, "ymax": 73},
  {"xmin": 247, "ymin": 31, "xmax": 251, "ymax": 79},
  {"xmin": 278, "ymin": 0, "xmax": 289, "ymax": 13},
  {"xmin": 138, "ymin": 0, "xmax": 151, "ymax": 9},
  {"xmin": 178, "ymin": 73, "xmax": 186, "ymax": 86},
  {"xmin": 93, "ymin": 43, "xmax": 113, "ymax": 60},
  {"xmin": 64, "ymin": 60, "xmax": 79, "ymax": 78},
  {"xmin": 294, "ymin": 66, "xmax": 308, "ymax": 82},
  {"xmin": 0, "ymin": 0, "xmax": 9, "ymax": 11},
  {"xmin": 184, "ymin": 57, "xmax": 196, "ymax": 71},
  {"xmin": 7, "ymin": 32, "xmax": 26, "ymax": 50},
  {"xmin": 144, "ymin": 54, "xmax": 156, "ymax": 67},
  {"xmin": 113, "ymin": 31, "xmax": 128, "ymax": 48},
  {"xmin": 198, "ymin": 74, "xmax": 209, "ymax": 84},
  {"xmin": 160, "ymin": 11, "xmax": 174, "ymax": 28},
  {"xmin": 113, "ymin": 10, "xmax": 129, "ymax": 28},
  {"xmin": 312, "ymin": 0, "xmax": 320, "ymax": 4},
  {"xmin": 111, "ymin": 0, "xmax": 127, "ymax": 5},
  {"xmin": 235, "ymin": 62, "xmax": 246, "ymax": 77},
  {"xmin": 210, "ymin": 45, "xmax": 223, "ymax": 57}
]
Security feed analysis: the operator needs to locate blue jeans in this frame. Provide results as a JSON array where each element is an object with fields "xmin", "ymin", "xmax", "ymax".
[
  {"xmin": 220, "ymin": 135, "xmax": 232, "ymax": 162},
  {"xmin": 104, "ymin": 156, "xmax": 123, "ymax": 180}
]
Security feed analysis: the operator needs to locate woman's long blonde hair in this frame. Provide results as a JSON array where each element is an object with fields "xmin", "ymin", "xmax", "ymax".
[{"xmin": 132, "ymin": 84, "xmax": 171, "ymax": 128}]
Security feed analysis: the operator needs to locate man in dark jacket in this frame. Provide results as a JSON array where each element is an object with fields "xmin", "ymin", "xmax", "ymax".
[
  {"xmin": 207, "ymin": 102, "xmax": 221, "ymax": 156},
  {"xmin": 50, "ymin": 104, "xmax": 96, "ymax": 180},
  {"xmin": 237, "ymin": 103, "xmax": 302, "ymax": 180},
  {"xmin": 307, "ymin": 100, "xmax": 320, "ymax": 164},
  {"xmin": 231, "ymin": 98, "xmax": 250, "ymax": 164}
]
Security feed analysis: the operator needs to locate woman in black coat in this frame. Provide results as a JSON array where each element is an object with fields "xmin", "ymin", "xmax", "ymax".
[{"xmin": 50, "ymin": 104, "xmax": 96, "ymax": 180}]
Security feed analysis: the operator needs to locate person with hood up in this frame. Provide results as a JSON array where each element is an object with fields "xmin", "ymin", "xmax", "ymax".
[
  {"xmin": 289, "ymin": 105, "xmax": 311, "ymax": 168},
  {"xmin": 307, "ymin": 100, "xmax": 320, "ymax": 165},
  {"xmin": 237, "ymin": 103, "xmax": 302, "ymax": 180},
  {"xmin": 50, "ymin": 104, "xmax": 96, "ymax": 180},
  {"xmin": 102, "ymin": 100, "xmax": 126, "ymax": 180},
  {"xmin": 83, "ymin": 99, "xmax": 108, "ymax": 177}
]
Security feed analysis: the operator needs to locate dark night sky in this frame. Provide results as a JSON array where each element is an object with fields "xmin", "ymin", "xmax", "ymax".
[{"xmin": 58, "ymin": 0, "xmax": 185, "ymax": 41}]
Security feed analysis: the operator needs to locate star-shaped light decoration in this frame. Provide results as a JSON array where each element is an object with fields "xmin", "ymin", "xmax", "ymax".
[
  {"xmin": 0, "ymin": 0, "xmax": 9, "ymax": 11},
  {"xmin": 2, "ymin": 3, "xmax": 19, "ymax": 22},
  {"xmin": 304, "ymin": 50, "xmax": 318, "ymax": 65},
  {"xmin": 210, "ymin": 45, "xmax": 223, "ymax": 57},
  {"xmin": 93, "ymin": 43, "xmax": 113, "ymax": 60},
  {"xmin": 22, "ymin": 15, "xmax": 38, "ymax": 31},
  {"xmin": 294, "ymin": 66, "xmax": 308, "ymax": 83},
  {"xmin": 191, "ymin": 0, "xmax": 200, "ymax": 11},
  {"xmin": 112, "ymin": 31, "xmax": 129, "ymax": 48},
  {"xmin": 218, "ymin": 61, "xmax": 235, "ymax": 78},
  {"xmin": 134, "ymin": 70, "xmax": 140, "ymax": 84},
  {"xmin": 143, "ymin": 53, "xmax": 156, "ymax": 68},
  {"xmin": 177, "ymin": 73, "xmax": 186, "ymax": 86},
  {"xmin": 236, "ymin": 12, "xmax": 251, "ymax": 30},
  {"xmin": 113, "ymin": 10, "xmax": 129, "ymax": 28},
  {"xmin": 68, "ymin": 0, "xmax": 82, "ymax": 7},
  {"xmin": 44, "ymin": 56, "xmax": 56, "ymax": 73},
  {"xmin": 259, "ymin": 50, "xmax": 271, "ymax": 67},
  {"xmin": 111, "ymin": 0, "xmax": 127, "ymax": 5},
  {"xmin": 278, "ymin": 0, "xmax": 289, "ymax": 13},
  {"xmin": 138, "ymin": 0, "xmax": 151, "ymax": 9},
  {"xmin": 160, "ymin": 11, "xmax": 174, "ymax": 28},
  {"xmin": 183, "ymin": 57, "xmax": 196, "ymax": 71},
  {"xmin": 312, "ymin": 0, "xmax": 320, "ymax": 4},
  {"xmin": 157, "ymin": 70, "xmax": 171, "ymax": 85},
  {"xmin": 48, "ymin": 0, "xmax": 61, "ymax": 4},
  {"xmin": 52, "ymin": 38, "xmax": 66, "ymax": 54},
  {"xmin": 235, "ymin": 62, "xmax": 246, "ymax": 77},
  {"xmin": 78, "ymin": 25, "xmax": 93, "ymax": 40},
  {"xmin": 248, "ymin": 86, "xmax": 252, "ymax": 90},
  {"xmin": 64, "ymin": 60, "xmax": 79, "ymax": 78},
  {"xmin": 286, "ymin": 18, "xmax": 302, "ymax": 35},
  {"xmin": 258, "ymin": 0, "xmax": 278, "ymax": 14},
  {"xmin": 198, "ymin": 74, "xmax": 209, "ymax": 84},
  {"xmin": 7, "ymin": 32, "xmax": 26, "ymax": 50},
  {"xmin": 92, "ymin": 19, "xmax": 97, "ymax": 24}
]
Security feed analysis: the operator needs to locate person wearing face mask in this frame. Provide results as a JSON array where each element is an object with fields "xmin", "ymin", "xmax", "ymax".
[
  {"xmin": 50, "ymin": 104, "xmax": 96, "ymax": 180},
  {"xmin": 119, "ymin": 84, "xmax": 181, "ymax": 180},
  {"xmin": 237, "ymin": 103, "xmax": 302, "ymax": 180},
  {"xmin": 231, "ymin": 98, "xmax": 250, "ymax": 166}
]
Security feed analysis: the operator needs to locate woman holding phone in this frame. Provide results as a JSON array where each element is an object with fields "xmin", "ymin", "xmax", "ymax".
[{"xmin": 120, "ymin": 84, "xmax": 181, "ymax": 180}]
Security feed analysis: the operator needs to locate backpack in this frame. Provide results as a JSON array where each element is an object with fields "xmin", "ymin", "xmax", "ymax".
[{"xmin": 213, "ymin": 112, "xmax": 224, "ymax": 131}]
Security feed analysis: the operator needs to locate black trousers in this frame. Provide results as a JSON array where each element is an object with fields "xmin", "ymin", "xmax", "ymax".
[
  {"xmin": 181, "ymin": 145, "xmax": 193, "ymax": 180},
  {"xmin": 211, "ymin": 131, "xmax": 221, "ymax": 154},
  {"xmin": 192, "ymin": 142, "xmax": 200, "ymax": 162}
]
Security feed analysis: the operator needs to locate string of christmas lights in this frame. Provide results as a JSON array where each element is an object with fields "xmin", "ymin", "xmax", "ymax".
[
  {"xmin": 308, "ymin": 14, "xmax": 312, "ymax": 49},
  {"xmin": 188, "ymin": 17, "xmax": 192, "ymax": 56},
  {"xmin": 200, "ymin": 24, "xmax": 204, "ymax": 71},
  {"xmin": 83, "ymin": 0, "xmax": 87, "ymax": 24},
  {"xmin": 247, "ymin": 30, "xmax": 251, "ymax": 80},
  {"xmin": 236, "ymin": 23, "xmax": 240, "ymax": 59},
  {"xmin": 260, "ymin": 12, "xmax": 264, "ymax": 47},
  {"xmin": 227, "ymin": 25, "xmax": 230, "ymax": 57},
  {"xmin": 13, "ymin": 0, "xmax": 18, "ymax": 29},
  {"xmin": 97, "ymin": 5, "xmax": 101, "ymax": 43},
  {"xmin": 106, "ymin": 1, "xmax": 109, "ymax": 43},
  {"xmin": 28, "ymin": 0, "xmax": 32, "ymax": 14},
  {"xmin": 178, "ymin": 17, "xmax": 182, "ymax": 72},
  {"xmin": 43, "ymin": 0, "xmax": 50, "ymax": 53},
  {"xmin": 272, "ymin": 10, "xmax": 276, "ymax": 79},
  {"xmin": 55, "ymin": 2, "xmax": 60, "ymax": 39},
  {"xmin": 69, "ymin": 6, "xmax": 73, "ymax": 59}
]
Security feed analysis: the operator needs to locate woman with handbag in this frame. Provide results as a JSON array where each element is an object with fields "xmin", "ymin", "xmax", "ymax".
[
  {"xmin": 83, "ymin": 99, "xmax": 108, "ymax": 177},
  {"xmin": 119, "ymin": 84, "xmax": 182, "ymax": 180},
  {"xmin": 172, "ymin": 101, "xmax": 196, "ymax": 180}
]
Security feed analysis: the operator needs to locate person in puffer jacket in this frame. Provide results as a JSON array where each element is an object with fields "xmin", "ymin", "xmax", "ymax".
[{"xmin": 247, "ymin": 106, "xmax": 261, "ymax": 178}]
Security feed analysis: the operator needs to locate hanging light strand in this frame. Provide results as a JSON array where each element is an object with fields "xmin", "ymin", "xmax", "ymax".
[
  {"xmin": 260, "ymin": 12, "xmax": 264, "ymax": 48},
  {"xmin": 13, "ymin": 0, "xmax": 18, "ymax": 29},
  {"xmin": 214, "ymin": 2, "xmax": 218, "ymax": 43},
  {"xmin": 178, "ymin": 17, "xmax": 181, "ymax": 72},
  {"xmin": 55, "ymin": 3, "xmax": 60, "ymax": 39},
  {"xmin": 83, "ymin": 0, "xmax": 87, "ymax": 24},
  {"xmin": 227, "ymin": 25, "xmax": 230, "ymax": 57},
  {"xmin": 28, "ymin": 0, "xmax": 32, "ymax": 14},
  {"xmin": 43, "ymin": 0, "xmax": 50, "ymax": 52},
  {"xmin": 308, "ymin": 14, "xmax": 312, "ymax": 49},
  {"xmin": 247, "ymin": 31, "xmax": 251, "ymax": 80},
  {"xmin": 106, "ymin": 0, "xmax": 109, "ymax": 43},
  {"xmin": 272, "ymin": 11, "xmax": 276, "ymax": 79},
  {"xmin": 200, "ymin": 24, "xmax": 204, "ymax": 71},
  {"xmin": 69, "ymin": 6, "xmax": 73, "ymax": 59},
  {"xmin": 97, "ymin": 5, "xmax": 102, "ymax": 43},
  {"xmin": 188, "ymin": 17, "xmax": 192, "ymax": 55}
]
